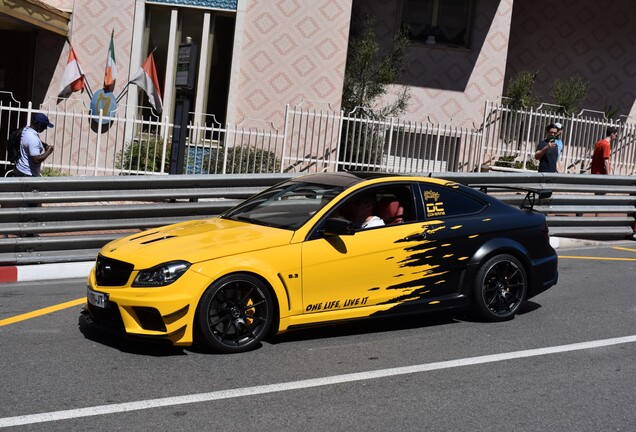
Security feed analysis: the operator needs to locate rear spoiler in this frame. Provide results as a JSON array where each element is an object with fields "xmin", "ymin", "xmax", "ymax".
[{"xmin": 475, "ymin": 185, "xmax": 552, "ymax": 211}]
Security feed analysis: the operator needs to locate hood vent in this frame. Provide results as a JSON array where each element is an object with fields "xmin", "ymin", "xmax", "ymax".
[
  {"xmin": 140, "ymin": 235, "xmax": 176, "ymax": 245},
  {"xmin": 129, "ymin": 231, "xmax": 160, "ymax": 241}
]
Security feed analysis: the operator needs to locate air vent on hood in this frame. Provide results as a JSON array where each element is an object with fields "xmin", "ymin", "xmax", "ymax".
[
  {"xmin": 128, "ymin": 231, "xmax": 160, "ymax": 241},
  {"xmin": 140, "ymin": 236, "xmax": 176, "ymax": 244}
]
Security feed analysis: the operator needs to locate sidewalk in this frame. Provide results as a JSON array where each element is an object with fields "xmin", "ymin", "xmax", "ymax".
[{"xmin": 1, "ymin": 236, "xmax": 632, "ymax": 284}]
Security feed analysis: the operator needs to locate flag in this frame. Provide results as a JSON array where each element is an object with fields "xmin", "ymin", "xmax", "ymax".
[
  {"xmin": 58, "ymin": 45, "xmax": 85, "ymax": 98},
  {"xmin": 103, "ymin": 30, "xmax": 117, "ymax": 92},
  {"xmin": 130, "ymin": 52, "xmax": 163, "ymax": 113}
]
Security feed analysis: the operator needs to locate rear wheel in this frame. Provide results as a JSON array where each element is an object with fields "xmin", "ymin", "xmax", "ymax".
[
  {"xmin": 196, "ymin": 274, "xmax": 273, "ymax": 353},
  {"xmin": 473, "ymin": 254, "xmax": 527, "ymax": 321}
]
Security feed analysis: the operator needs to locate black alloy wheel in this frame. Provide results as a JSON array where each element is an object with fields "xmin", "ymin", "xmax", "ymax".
[
  {"xmin": 196, "ymin": 274, "xmax": 273, "ymax": 353},
  {"xmin": 474, "ymin": 254, "xmax": 527, "ymax": 321}
]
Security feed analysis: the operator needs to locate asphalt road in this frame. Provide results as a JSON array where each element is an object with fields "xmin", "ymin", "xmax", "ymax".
[{"xmin": 1, "ymin": 243, "xmax": 635, "ymax": 431}]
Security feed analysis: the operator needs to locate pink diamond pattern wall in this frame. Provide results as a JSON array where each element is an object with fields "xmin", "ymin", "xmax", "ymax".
[
  {"xmin": 355, "ymin": 0, "xmax": 513, "ymax": 128},
  {"xmin": 42, "ymin": 0, "xmax": 136, "ymax": 106},
  {"xmin": 235, "ymin": 0, "xmax": 353, "ymax": 128},
  {"xmin": 40, "ymin": 0, "xmax": 136, "ymax": 169},
  {"xmin": 506, "ymin": 0, "xmax": 636, "ymax": 119}
]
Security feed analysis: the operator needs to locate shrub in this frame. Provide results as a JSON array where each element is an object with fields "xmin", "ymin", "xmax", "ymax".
[
  {"xmin": 340, "ymin": 16, "xmax": 410, "ymax": 170},
  {"xmin": 202, "ymin": 146, "xmax": 281, "ymax": 174},
  {"xmin": 504, "ymin": 71, "xmax": 539, "ymax": 109},
  {"xmin": 603, "ymin": 101, "xmax": 620, "ymax": 120},
  {"xmin": 495, "ymin": 155, "xmax": 537, "ymax": 171},
  {"xmin": 117, "ymin": 136, "xmax": 170, "ymax": 173},
  {"xmin": 41, "ymin": 167, "xmax": 69, "ymax": 176},
  {"xmin": 550, "ymin": 75, "xmax": 591, "ymax": 114}
]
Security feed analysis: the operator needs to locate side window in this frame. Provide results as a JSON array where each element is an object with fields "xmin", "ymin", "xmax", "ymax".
[
  {"xmin": 373, "ymin": 185, "xmax": 417, "ymax": 226},
  {"xmin": 419, "ymin": 184, "xmax": 486, "ymax": 219},
  {"xmin": 325, "ymin": 184, "xmax": 417, "ymax": 230},
  {"xmin": 306, "ymin": 183, "xmax": 419, "ymax": 240}
]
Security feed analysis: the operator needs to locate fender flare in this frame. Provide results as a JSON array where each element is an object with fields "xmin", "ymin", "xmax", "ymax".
[{"xmin": 463, "ymin": 237, "xmax": 533, "ymax": 293}]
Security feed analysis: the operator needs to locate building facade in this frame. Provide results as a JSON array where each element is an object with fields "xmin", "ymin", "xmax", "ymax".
[{"xmin": 1, "ymin": 0, "xmax": 635, "ymax": 132}]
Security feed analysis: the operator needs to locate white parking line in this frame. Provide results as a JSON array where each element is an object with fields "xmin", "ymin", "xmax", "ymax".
[{"xmin": 1, "ymin": 335, "xmax": 635, "ymax": 427}]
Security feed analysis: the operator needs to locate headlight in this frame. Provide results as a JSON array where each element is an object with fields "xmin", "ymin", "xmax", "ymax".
[{"xmin": 132, "ymin": 261, "xmax": 191, "ymax": 287}]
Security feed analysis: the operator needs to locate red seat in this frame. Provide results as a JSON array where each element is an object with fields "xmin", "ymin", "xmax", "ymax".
[{"xmin": 376, "ymin": 198, "xmax": 404, "ymax": 224}]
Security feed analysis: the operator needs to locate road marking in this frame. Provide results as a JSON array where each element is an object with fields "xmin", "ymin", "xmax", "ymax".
[
  {"xmin": 0, "ymin": 334, "xmax": 634, "ymax": 427},
  {"xmin": 0, "ymin": 298, "xmax": 85, "ymax": 327},
  {"xmin": 559, "ymin": 255, "xmax": 636, "ymax": 261},
  {"xmin": 612, "ymin": 246, "xmax": 636, "ymax": 253}
]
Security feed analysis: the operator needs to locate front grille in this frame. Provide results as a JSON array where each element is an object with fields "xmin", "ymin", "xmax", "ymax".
[{"xmin": 95, "ymin": 254, "xmax": 134, "ymax": 286}]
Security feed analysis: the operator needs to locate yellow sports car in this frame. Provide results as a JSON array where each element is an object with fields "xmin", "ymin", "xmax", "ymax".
[{"xmin": 84, "ymin": 173, "xmax": 558, "ymax": 353}]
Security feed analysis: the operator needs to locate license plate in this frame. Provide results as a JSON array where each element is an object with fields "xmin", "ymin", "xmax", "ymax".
[{"xmin": 87, "ymin": 287, "xmax": 107, "ymax": 308}]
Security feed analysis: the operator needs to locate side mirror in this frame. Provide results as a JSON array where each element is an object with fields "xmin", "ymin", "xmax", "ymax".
[{"xmin": 323, "ymin": 217, "xmax": 355, "ymax": 236}]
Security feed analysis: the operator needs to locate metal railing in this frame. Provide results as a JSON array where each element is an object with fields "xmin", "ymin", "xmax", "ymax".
[
  {"xmin": 1, "ymin": 173, "xmax": 634, "ymax": 266},
  {"xmin": 480, "ymin": 101, "xmax": 636, "ymax": 175},
  {"xmin": 2, "ymin": 92, "xmax": 636, "ymax": 176}
]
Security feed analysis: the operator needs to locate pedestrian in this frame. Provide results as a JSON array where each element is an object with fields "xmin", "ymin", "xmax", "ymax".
[
  {"xmin": 534, "ymin": 123, "xmax": 559, "ymax": 173},
  {"xmin": 13, "ymin": 112, "xmax": 55, "ymax": 177},
  {"xmin": 590, "ymin": 126, "xmax": 618, "ymax": 175},
  {"xmin": 554, "ymin": 122, "xmax": 564, "ymax": 172},
  {"xmin": 339, "ymin": 192, "xmax": 385, "ymax": 229}
]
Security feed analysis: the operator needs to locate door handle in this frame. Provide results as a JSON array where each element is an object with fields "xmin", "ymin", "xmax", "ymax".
[{"xmin": 402, "ymin": 232, "xmax": 427, "ymax": 242}]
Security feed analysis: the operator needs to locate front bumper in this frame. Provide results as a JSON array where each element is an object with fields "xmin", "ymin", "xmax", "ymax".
[{"xmin": 85, "ymin": 267, "xmax": 212, "ymax": 346}]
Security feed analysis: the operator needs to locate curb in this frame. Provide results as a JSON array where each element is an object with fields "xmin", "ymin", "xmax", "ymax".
[{"xmin": 0, "ymin": 261, "xmax": 94, "ymax": 283}]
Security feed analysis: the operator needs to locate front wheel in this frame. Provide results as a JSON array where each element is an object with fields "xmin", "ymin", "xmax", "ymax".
[
  {"xmin": 473, "ymin": 254, "xmax": 527, "ymax": 321},
  {"xmin": 196, "ymin": 274, "xmax": 273, "ymax": 353}
]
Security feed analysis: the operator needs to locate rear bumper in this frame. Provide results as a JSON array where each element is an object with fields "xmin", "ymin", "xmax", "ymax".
[{"xmin": 528, "ymin": 254, "xmax": 559, "ymax": 299}]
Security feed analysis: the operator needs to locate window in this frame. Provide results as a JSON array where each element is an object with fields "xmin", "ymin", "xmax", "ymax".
[
  {"xmin": 330, "ymin": 185, "xmax": 417, "ymax": 230},
  {"xmin": 222, "ymin": 181, "xmax": 345, "ymax": 230},
  {"xmin": 418, "ymin": 184, "xmax": 486, "ymax": 219},
  {"xmin": 401, "ymin": 0, "xmax": 472, "ymax": 47}
]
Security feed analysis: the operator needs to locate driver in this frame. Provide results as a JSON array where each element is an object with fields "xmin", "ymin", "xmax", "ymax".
[{"xmin": 340, "ymin": 192, "xmax": 385, "ymax": 229}]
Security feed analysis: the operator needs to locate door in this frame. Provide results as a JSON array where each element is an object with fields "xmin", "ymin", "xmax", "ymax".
[{"xmin": 300, "ymin": 183, "xmax": 454, "ymax": 315}]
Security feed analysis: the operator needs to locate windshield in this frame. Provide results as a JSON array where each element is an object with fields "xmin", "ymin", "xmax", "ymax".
[{"xmin": 222, "ymin": 181, "xmax": 345, "ymax": 230}]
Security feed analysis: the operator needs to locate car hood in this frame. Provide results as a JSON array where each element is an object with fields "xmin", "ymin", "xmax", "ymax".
[{"xmin": 100, "ymin": 218, "xmax": 294, "ymax": 269}]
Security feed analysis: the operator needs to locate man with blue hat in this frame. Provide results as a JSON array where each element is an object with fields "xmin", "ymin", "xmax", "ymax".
[{"xmin": 14, "ymin": 112, "xmax": 55, "ymax": 177}]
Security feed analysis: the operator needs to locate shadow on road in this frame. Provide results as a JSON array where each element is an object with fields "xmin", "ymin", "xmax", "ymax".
[
  {"xmin": 269, "ymin": 310, "xmax": 464, "ymax": 345},
  {"xmin": 78, "ymin": 311, "xmax": 186, "ymax": 357},
  {"xmin": 77, "ymin": 300, "xmax": 544, "ymax": 355}
]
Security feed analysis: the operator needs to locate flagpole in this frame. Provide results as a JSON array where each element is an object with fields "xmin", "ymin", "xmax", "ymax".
[
  {"xmin": 116, "ymin": 83, "xmax": 130, "ymax": 103},
  {"xmin": 84, "ymin": 75, "xmax": 95, "ymax": 100}
]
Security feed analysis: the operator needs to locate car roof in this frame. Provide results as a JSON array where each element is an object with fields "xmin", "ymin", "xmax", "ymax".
[
  {"xmin": 290, "ymin": 172, "xmax": 365, "ymax": 187},
  {"xmin": 291, "ymin": 172, "xmax": 455, "ymax": 189}
]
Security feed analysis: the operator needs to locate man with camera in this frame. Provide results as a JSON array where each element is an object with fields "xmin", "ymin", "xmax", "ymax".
[
  {"xmin": 534, "ymin": 123, "xmax": 559, "ymax": 173},
  {"xmin": 13, "ymin": 112, "xmax": 55, "ymax": 177}
]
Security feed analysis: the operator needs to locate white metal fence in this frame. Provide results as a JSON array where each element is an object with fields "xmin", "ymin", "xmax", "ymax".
[
  {"xmin": 2, "ymin": 92, "xmax": 636, "ymax": 176},
  {"xmin": 480, "ymin": 101, "xmax": 636, "ymax": 175}
]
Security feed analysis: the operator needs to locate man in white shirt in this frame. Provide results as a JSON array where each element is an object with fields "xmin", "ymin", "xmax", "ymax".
[
  {"xmin": 14, "ymin": 112, "xmax": 55, "ymax": 177},
  {"xmin": 341, "ymin": 192, "xmax": 385, "ymax": 229}
]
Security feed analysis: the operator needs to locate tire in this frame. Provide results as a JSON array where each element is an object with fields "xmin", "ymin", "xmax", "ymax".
[
  {"xmin": 473, "ymin": 254, "xmax": 527, "ymax": 321},
  {"xmin": 196, "ymin": 274, "xmax": 273, "ymax": 353}
]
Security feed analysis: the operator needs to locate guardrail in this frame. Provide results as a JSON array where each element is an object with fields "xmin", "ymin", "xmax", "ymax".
[{"xmin": 1, "ymin": 173, "xmax": 634, "ymax": 265}]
